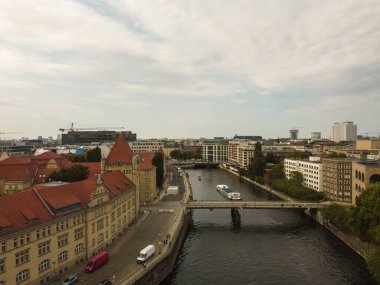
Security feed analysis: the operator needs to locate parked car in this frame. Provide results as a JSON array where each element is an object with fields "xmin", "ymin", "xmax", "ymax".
[
  {"xmin": 99, "ymin": 280, "xmax": 112, "ymax": 285},
  {"xmin": 137, "ymin": 245, "xmax": 156, "ymax": 263},
  {"xmin": 86, "ymin": 251, "xmax": 109, "ymax": 272},
  {"xmin": 61, "ymin": 275, "xmax": 78, "ymax": 285}
]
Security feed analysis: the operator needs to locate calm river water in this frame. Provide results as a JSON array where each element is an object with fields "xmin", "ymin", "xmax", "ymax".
[{"xmin": 161, "ymin": 169, "xmax": 375, "ymax": 285}]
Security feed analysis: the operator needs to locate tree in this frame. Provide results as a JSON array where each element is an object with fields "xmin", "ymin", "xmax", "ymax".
[
  {"xmin": 265, "ymin": 153, "xmax": 276, "ymax": 164},
  {"xmin": 368, "ymin": 248, "xmax": 380, "ymax": 283},
  {"xmin": 152, "ymin": 152, "xmax": 164, "ymax": 187},
  {"xmin": 323, "ymin": 204, "xmax": 352, "ymax": 232},
  {"xmin": 269, "ymin": 164, "xmax": 285, "ymax": 181},
  {"xmin": 350, "ymin": 185, "xmax": 380, "ymax": 242},
  {"xmin": 285, "ymin": 151, "xmax": 309, "ymax": 159},
  {"xmin": 247, "ymin": 142, "xmax": 266, "ymax": 179},
  {"xmin": 69, "ymin": 155, "xmax": 86, "ymax": 162},
  {"xmin": 326, "ymin": 152, "xmax": 347, "ymax": 158},
  {"xmin": 87, "ymin": 147, "xmax": 101, "ymax": 162},
  {"xmin": 48, "ymin": 165, "xmax": 89, "ymax": 182},
  {"xmin": 289, "ymin": 171, "xmax": 303, "ymax": 186}
]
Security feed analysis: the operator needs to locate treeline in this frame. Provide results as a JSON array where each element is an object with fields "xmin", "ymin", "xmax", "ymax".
[
  {"xmin": 246, "ymin": 143, "xmax": 324, "ymax": 201},
  {"xmin": 48, "ymin": 165, "xmax": 89, "ymax": 182},
  {"xmin": 170, "ymin": 148, "xmax": 201, "ymax": 160},
  {"xmin": 69, "ymin": 147, "xmax": 102, "ymax": 162},
  {"xmin": 323, "ymin": 185, "xmax": 380, "ymax": 282}
]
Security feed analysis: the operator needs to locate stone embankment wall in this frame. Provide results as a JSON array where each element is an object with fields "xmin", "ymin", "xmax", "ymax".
[
  {"xmin": 305, "ymin": 209, "xmax": 378, "ymax": 259},
  {"xmin": 123, "ymin": 172, "xmax": 192, "ymax": 285}
]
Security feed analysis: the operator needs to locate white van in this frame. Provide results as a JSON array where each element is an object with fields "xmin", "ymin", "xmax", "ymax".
[
  {"xmin": 137, "ymin": 245, "xmax": 156, "ymax": 263},
  {"xmin": 177, "ymin": 167, "xmax": 182, "ymax": 173}
]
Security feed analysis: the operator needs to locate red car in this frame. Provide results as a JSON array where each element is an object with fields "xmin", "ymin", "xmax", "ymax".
[{"xmin": 85, "ymin": 251, "xmax": 109, "ymax": 272}]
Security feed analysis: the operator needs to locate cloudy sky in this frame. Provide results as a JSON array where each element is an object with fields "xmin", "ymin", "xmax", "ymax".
[{"xmin": 1, "ymin": 0, "xmax": 379, "ymax": 140}]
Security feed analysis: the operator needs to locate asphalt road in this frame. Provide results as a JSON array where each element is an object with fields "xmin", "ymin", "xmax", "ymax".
[{"xmin": 63, "ymin": 166, "xmax": 185, "ymax": 285}]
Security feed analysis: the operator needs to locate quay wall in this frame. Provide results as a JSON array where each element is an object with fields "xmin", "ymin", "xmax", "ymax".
[
  {"xmin": 220, "ymin": 165, "xmax": 378, "ymax": 259},
  {"xmin": 122, "ymin": 172, "xmax": 192, "ymax": 285}
]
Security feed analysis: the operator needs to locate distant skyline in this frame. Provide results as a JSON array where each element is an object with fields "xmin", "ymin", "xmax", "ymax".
[{"xmin": 1, "ymin": 1, "xmax": 379, "ymax": 140}]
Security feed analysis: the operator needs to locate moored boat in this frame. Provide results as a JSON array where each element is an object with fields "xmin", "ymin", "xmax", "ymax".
[{"xmin": 216, "ymin": 185, "xmax": 242, "ymax": 200}]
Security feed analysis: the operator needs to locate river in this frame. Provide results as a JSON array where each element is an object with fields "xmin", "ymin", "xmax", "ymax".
[{"xmin": 161, "ymin": 168, "xmax": 375, "ymax": 285}]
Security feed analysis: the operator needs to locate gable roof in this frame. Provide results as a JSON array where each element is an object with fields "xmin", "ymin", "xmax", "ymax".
[
  {"xmin": 137, "ymin": 152, "xmax": 155, "ymax": 170},
  {"xmin": 106, "ymin": 133, "xmax": 134, "ymax": 165},
  {"xmin": 0, "ymin": 156, "xmax": 32, "ymax": 165},
  {"xmin": 31, "ymin": 151, "xmax": 68, "ymax": 168}
]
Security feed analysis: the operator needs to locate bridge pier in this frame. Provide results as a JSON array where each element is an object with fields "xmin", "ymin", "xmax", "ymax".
[{"xmin": 231, "ymin": 208, "xmax": 241, "ymax": 227}]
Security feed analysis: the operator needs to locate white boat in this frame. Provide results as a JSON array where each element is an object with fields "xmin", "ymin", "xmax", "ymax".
[{"xmin": 216, "ymin": 185, "xmax": 242, "ymax": 200}]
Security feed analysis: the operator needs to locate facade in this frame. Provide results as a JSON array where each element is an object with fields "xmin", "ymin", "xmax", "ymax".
[
  {"xmin": 289, "ymin": 129, "xmax": 299, "ymax": 140},
  {"xmin": 201, "ymin": 139, "xmax": 228, "ymax": 163},
  {"xmin": 352, "ymin": 161, "xmax": 380, "ymax": 204},
  {"xmin": 137, "ymin": 152, "xmax": 157, "ymax": 203},
  {"xmin": 233, "ymin": 135, "xmax": 262, "ymax": 141},
  {"xmin": 310, "ymin": 132, "xmax": 321, "ymax": 141},
  {"xmin": 322, "ymin": 158, "xmax": 353, "ymax": 202},
  {"xmin": 228, "ymin": 140, "xmax": 256, "ymax": 170},
  {"xmin": 356, "ymin": 139, "xmax": 380, "ymax": 151},
  {"xmin": 284, "ymin": 158, "xmax": 323, "ymax": 192},
  {"xmin": 0, "ymin": 172, "xmax": 136, "ymax": 285},
  {"xmin": 129, "ymin": 141, "xmax": 164, "ymax": 153},
  {"xmin": 62, "ymin": 131, "xmax": 136, "ymax": 145},
  {"xmin": 332, "ymin": 121, "xmax": 357, "ymax": 142}
]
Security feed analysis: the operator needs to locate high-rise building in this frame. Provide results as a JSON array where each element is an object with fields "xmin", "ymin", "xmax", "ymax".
[
  {"xmin": 332, "ymin": 121, "xmax": 357, "ymax": 142},
  {"xmin": 310, "ymin": 132, "xmax": 321, "ymax": 141},
  {"xmin": 289, "ymin": 129, "xmax": 299, "ymax": 140}
]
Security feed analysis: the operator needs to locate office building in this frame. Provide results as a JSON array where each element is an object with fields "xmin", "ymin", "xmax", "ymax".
[{"xmin": 332, "ymin": 122, "xmax": 357, "ymax": 142}]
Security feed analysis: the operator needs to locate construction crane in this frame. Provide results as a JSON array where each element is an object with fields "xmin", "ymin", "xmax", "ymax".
[{"xmin": 59, "ymin": 123, "xmax": 125, "ymax": 133}]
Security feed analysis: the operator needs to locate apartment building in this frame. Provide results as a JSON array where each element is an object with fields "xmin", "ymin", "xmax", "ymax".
[
  {"xmin": 332, "ymin": 121, "xmax": 357, "ymax": 142},
  {"xmin": 284, "ymin": 158, "xmax": 323, "ymax": 192},
  {"xmin": 0, "ymin": 172, "xmax": 136, "ymax": 285},
  {"xmin": 202, "ymin": 139, "xmax": 228, "ymax": 163},
  {"xmin": 129, "ymin": 141, "xmax": 164, "ymax": 153},
  {"xmin": 322, "ymin": 158, "xmax": 353, "ymax": 202},
  {"xmin": 352, "ymin": 160, "xmax": 380, "ymax": 204},
  {"xmin": 228, "ymin": 140, "xmax": 256, "ymax": 170}
]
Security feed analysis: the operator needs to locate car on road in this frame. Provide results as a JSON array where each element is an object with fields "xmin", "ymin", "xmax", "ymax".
[
  {"xmin": 99, "ymin": 280, "xmax": 112, "ymax": 285},
  {"xmin": 61, "ymin": 275, "xmax": 78, "ymax": 285}
]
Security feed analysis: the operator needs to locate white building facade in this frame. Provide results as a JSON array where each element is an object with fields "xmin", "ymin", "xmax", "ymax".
[
  {"xmin": 332, "ymin": 121, "xmax": 357, "ymax": 142},
  {"xmin": 202, "ymin": 140, "xmax": 228, "ymax": 163},
  {"xmin": 228, "ymin": 140, "xmax": 256, "ymax": 170},
  {"xmin": 284, "ymin": 158, "xmax": 323, "ymax": 192},
  {"xmin": 129, "ymin": 141, "xmax": 164, "ymax": 153}
]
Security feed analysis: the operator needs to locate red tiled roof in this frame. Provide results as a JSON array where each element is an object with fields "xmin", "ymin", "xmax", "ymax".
[
  {"xmin": 102, "ymin": 171, "xmax": 135, "ymax": 198},
  {"xmin": 137, "ymin": 152, "xmax": 155, "ymax": 170},
  {"xmin": 34, "ymin": 168, "xmax": 56, "ymax": 184},
  {"xmin": 106, "ymin": 133, "xmax": 134, "ymax": 165},
  {"xmin": 0, "ymin": 190, "xmax": 53, "ymax": 235},
  {"xmin": 0, "ymin": 156, "xmax": 32, "ymax": 165},
  {"xmin": 31, "ymin": 151, "xmax": 68, "ymax": 169},
  {"xmin": 0, "ymin": 171, "xmax": 134, "ymax": 237},
  {"xmin": 0, "ymin": 164, "xmax": 38, "ymax": 181}
]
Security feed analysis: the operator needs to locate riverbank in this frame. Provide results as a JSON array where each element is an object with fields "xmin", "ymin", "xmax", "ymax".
[
  {"xmin": 219, "ymin": 164, "xmax": 294, "ymax": 201},
  {"xmin": 220, "ymin": 165, "xmax": 378, "ymax": 261}
]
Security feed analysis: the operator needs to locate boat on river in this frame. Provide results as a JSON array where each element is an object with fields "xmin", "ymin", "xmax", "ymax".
[{"xmin": 216, "ymin": 185, "xmax": 242, "ymax": 200}]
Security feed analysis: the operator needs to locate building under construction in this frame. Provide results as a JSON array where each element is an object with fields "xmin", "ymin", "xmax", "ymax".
[{"xmin": 61, "ymin": 130, "xmax": 137, "ymax": 145}]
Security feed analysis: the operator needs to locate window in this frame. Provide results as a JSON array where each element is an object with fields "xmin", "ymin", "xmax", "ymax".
[
  {"xmin": 58, "ymin": 251, "xmax": 68, "ymax": 263},
  {"xmin": 39, "ymin": 259, "xmax": 50, "ymax": 272},
  {"xmin": 1, "ymin": 242, "xmax": 6, "ymax": 253},
  {"xmin": 13, "ymin": 238, "xmax": 18, "ymax": 248},
  {"xmin": 75, "ymin": 244, "xmax": 84, "ymax": 254},
  {"xmin": 16, "ymin": 269, "xmax": 29, "ymax": 283},
  {"xmin": 0, "ymin": 258, "xmax": 5, "ymax": 273},
  {"xmin": 57, "ymin": 234, "xmax": 68, "ymax": 248},
  {"xmin": 97, "ymin": 233, "xmax": 104, "ymax": 244},
  {"xmin": 15, "ymin": 249, "xmax": 29, "ymax": 266},
  {"xmin": 74, "ymin": 227, "xmax": 84, "ymax": 240},
  {"xmin": 38, "ymin": 241, "xmax": 50, "ymax": 256},
  {"xmin": 97, "ymin": 219, "xmax": 104, "ymax": 231}
]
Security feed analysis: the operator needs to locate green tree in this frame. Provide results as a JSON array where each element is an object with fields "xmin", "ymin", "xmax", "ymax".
[
  {"xmin": 152, "ymin": 152, "xmax": 164, "ymax": 187},
  {"xmin": 48, "ymin": 165, "xmax": 89, "ymax": 182},
  {"xmin": 289, "ymin": 171, "xmax": 303, "ymax": 186},
  {"xmin": 265, "ymin": 153, "xmax": 276, "ymax": 164},
  {"xmin": 87, "ymin": 147, "xmax": 101, "ymax": 162},
  {"xmin": 326, "ymin": 152, "xmax": 347, "ymax": 158},
  {"xmin": 323, "ymin": 204, "xmax": 352, "ymax": 232},
  {"xmin": 69, "ymin": 155, "xmax": 86, "ymax": 162},
  {"xmin": 368, "ymin": 248, "xmax": 380, "ymax": 283},
  {"xmin": 350, "ymin": 185, "xmax": 380, "ymax": 242},
  {"xmin": 269, "ymin": 164, "xmax": 285, "ymax": 181},
  {"xmin": 247, "ymin": 142, "xmax": 266, "ymax": 179}
]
